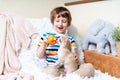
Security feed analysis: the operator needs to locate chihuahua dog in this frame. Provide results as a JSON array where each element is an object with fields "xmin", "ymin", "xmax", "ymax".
[{"xmin": 56, "ymin": 35, "xmax": 79, "ymax": 74}]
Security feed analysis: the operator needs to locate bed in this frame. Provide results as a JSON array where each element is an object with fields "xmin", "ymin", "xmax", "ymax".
[
  {"xmin": 0, "ymin": 13, "xmax": 119, "ymax": 80},
  {"xmin": 19, "ymin": 18, "xmax": 119, "ymax": 80}
]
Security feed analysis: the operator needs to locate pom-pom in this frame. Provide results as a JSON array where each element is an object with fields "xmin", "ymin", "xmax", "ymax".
[{"xmin": 47, "ymin": 35, "xmax": 57, "ymax": 45}]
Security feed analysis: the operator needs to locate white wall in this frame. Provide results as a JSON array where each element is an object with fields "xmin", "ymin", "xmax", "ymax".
[
  {"xmin": 0, "ymin": 0, "xmax": 64, "ymax": 18},
  {"xmin": 0, "ymin": 0, "xmax": 120, "ymax": 38},
  {"xmin": 66, "ymin": 0, "xmax": 120, "ymax": 38}
]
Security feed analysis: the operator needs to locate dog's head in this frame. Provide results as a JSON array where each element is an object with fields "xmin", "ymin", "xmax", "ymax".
[{"xmin": 58, "ymin": 35, "xmax": 71, "ymax": 49}]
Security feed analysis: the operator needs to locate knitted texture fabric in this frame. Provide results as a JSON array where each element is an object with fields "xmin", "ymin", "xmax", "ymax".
[{"xmin": 82, "ymin": 19, "xmax": 117, "ymax": 56}]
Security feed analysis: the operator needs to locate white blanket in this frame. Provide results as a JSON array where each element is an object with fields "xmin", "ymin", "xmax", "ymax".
[
  {"xmin": 0, "ymin": 12, "xmax": 37, "ymax": 80},
  {"xmin": 19, "ymin": 18, "xmax": 119, "ymax": 80}
]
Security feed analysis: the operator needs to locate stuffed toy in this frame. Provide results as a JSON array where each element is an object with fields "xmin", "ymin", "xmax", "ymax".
[
  {"xmin": 47, "ymin": 35, "xmax": 57, "ymax": 45},
  {"xmin": 82, "ymin": 19, "xmax": 117, "ymax": 56}
]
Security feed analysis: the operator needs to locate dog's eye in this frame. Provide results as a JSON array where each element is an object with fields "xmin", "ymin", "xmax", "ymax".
[{"xmin": 58, "ymin": 39, "xmax": 61, "ymax": 43}]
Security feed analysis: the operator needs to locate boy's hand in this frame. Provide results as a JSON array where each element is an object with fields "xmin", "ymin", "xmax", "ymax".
[{"xmin": 42, "ymin": 38, "xmax": 48, "ymax": 48}]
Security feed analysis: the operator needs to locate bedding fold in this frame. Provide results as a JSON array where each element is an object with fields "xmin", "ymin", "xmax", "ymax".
[{"xmin": 0, "ymin": 12, "xmax": 38, "ymax": 80}]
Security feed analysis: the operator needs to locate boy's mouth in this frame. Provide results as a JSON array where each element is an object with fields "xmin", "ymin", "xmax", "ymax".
[{"xmin": 58, "ymin": 27, "xmax": 63, "ymax": 30}]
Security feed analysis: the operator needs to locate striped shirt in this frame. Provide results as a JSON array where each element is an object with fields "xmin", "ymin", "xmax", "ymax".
[{"xmin": 38, "ymin": 32, "xmax": 76, "ymax": 64}]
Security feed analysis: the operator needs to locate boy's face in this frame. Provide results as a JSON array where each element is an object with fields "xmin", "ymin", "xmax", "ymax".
[{"xmin": 53, "ymin": 15, "xmax": 69, "ymax": 34}]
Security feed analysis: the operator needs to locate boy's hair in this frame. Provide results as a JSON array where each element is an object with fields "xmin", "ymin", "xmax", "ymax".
[{"xmin": 50, "ymin": 6, "xmax": 72, "ymax": 26}]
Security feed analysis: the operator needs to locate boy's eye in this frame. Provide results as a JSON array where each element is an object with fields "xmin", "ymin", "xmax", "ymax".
[
  {"xmin": 55, "ymin": 19, "xmax": 67, "ymax": 23},
  {"xmin": 56, "ymin": 20, "xmax": 60, "ymax": 22},
  {"xmin": 62, "ymin": 20, "xmax": 67, "ymax": 23}
]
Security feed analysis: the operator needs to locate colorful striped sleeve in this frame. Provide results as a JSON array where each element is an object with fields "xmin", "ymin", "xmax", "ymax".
[
  {"xmin": 68, "ymin": 34, "xmax": 77, "ymax": 48},
  {"xmin": 38, "ymin": 33, "xmax": 47, "ymax": 46}
]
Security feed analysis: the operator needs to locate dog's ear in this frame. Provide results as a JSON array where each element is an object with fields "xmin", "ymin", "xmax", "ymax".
[
  {"xmin": 57, "ymin": 37, "xmax": 62, "ymax": 45},
  {"xmin": 58, "ymin": 36, "xmax": 64, "ymax": 43}
]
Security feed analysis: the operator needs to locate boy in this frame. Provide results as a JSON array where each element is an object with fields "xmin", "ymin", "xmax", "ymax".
[
  {"xmin": 36, "ymin": 6, "xmax": 79, "ymax": 65},
  {"xmin": 36, "ymin": 6, "xmax": 95, "ymax": 77}
]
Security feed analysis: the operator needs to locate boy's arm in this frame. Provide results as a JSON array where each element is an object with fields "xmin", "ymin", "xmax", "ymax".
[
  {"xmin": 36, "ymin": 42, "xmax": 47, "ymax": 58},
  {"xmin": 70, "ymin": 35, "xmax": 79, "ymax": 64}
]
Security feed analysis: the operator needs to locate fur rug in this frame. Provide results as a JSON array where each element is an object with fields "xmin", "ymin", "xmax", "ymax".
[
  {"xmin": 18, "ymin": 38, "xmax": 119, "ymax": 80},
  {"xmin": 18, "ymin": 18, "xmax": 119, "ymax": 80}
]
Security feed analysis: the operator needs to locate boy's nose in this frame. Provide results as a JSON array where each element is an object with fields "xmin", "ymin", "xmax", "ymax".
[{"xmin": 59, "ymin": 21, "xmax": 63, "ymax": 25}]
